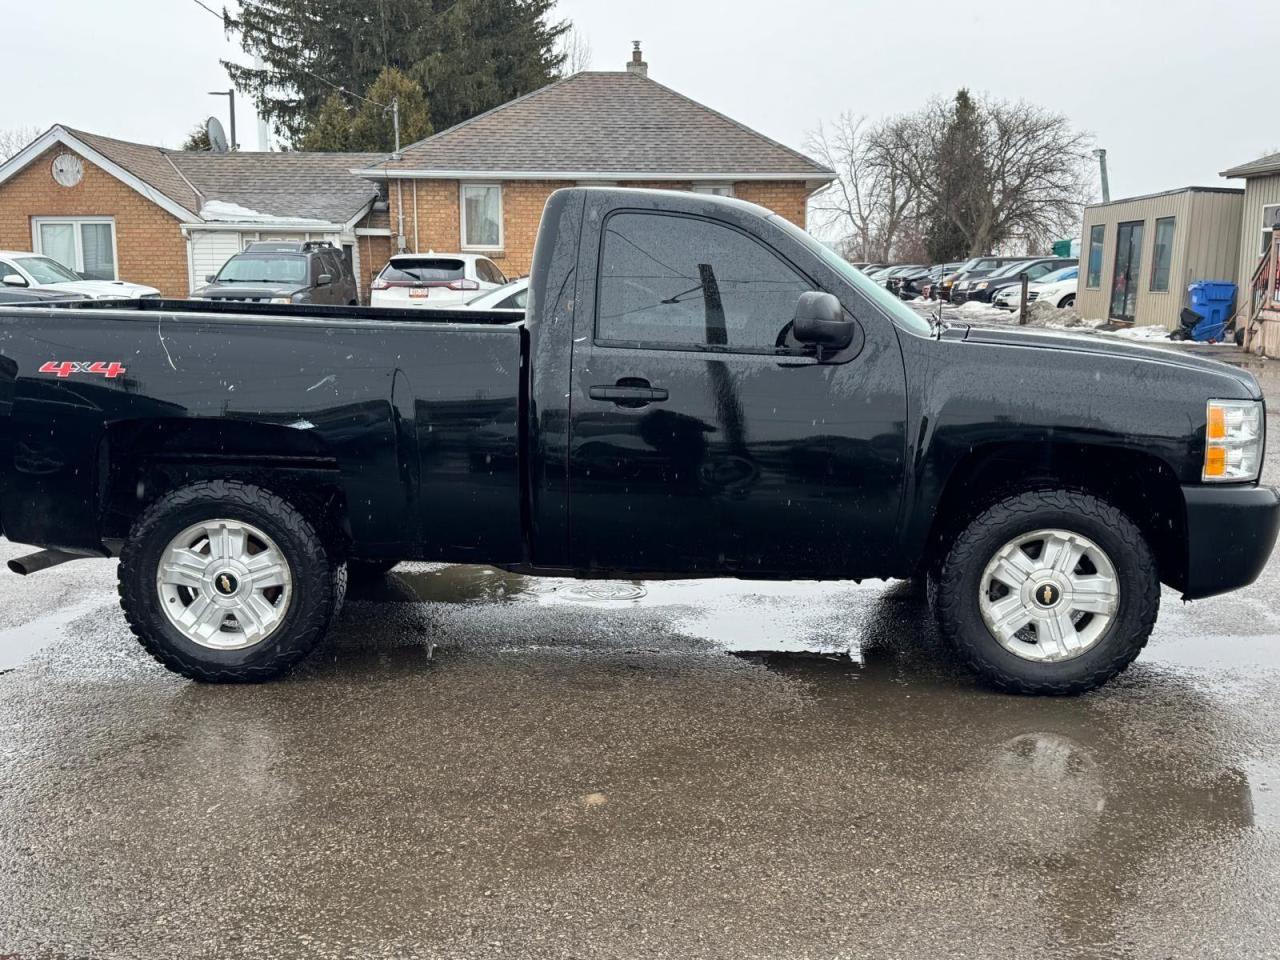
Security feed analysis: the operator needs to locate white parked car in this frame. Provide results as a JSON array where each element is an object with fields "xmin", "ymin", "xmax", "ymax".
[
  {"xmin": 369, "ymin": 253, "xmax": 507, "ymax": 308},
  {"xmin": 460, "ymin": 277, "xmax": 528, "ymax": 314},
  {"xmin": 0, "ymin": 250, "xmax": 159, "ymax": 300},
  {"xmin": 993, "ymin": 266, "xmax": 1078, "ymax": 310}
]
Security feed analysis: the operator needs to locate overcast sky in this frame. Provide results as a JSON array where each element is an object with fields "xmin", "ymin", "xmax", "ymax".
[{"xmin": 5, "ymin": 0, "xmax": 1275, "ymax": 202}]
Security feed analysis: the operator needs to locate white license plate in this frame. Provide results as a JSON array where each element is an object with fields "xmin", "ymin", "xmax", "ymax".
[{"xmin": 409, "ymin": 288, "xmax": 428, "ymax": 299}]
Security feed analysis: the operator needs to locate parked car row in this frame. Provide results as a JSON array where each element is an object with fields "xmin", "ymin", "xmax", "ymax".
[
  {"xmin": 0, "ymin": 250, "xmax": 159, "ymax": 301},
  {"xmin": 855, "ymin": 254, "xmax": 1078, "ymax": 310}
]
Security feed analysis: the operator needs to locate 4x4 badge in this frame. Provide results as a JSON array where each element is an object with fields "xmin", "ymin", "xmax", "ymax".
[{"xmin": 38, "ymin": 361, "xmax": 126, "ymax": 379}]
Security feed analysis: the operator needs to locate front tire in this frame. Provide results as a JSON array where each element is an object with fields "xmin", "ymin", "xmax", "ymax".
[
  {"xmin": 934, "ymin": 489, "xmax": 1158, "ymax": 695},
  {"xmin": 118, "ymin": 480, "xmax": 337, "ymax": 682},
  {"xmin": 1060, "ymin": 294, "xmax": 1076, "ymax": 308}
]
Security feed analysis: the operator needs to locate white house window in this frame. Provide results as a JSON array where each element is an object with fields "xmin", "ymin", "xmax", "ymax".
[
  {"xmin": 32, "ymin": 216, "xmax": 117, "ymax": 280},
  {"xmin": 1263, "ymin": 204, "xmax": 1280, "ymax": 255},
  {"xmin": 460, "ymin": 184, "xmax": 503, "ymax": 250},
  {"xmin": 692, "ymin": 184, "xmax": 734, "ymax": 197}
]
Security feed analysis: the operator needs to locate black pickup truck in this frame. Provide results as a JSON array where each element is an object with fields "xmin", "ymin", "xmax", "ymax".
[{"xmin": 1, "ymin": 188, "xmax": 1276, "ymax": 694}]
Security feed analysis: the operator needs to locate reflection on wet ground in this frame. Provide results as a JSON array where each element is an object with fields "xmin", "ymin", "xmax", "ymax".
[{"xmin": 2, "ymin": 566, "xmax": 1277, "ymax": 958}]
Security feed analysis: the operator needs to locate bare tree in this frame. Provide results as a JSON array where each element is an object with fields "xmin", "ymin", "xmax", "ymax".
[
  {"xmin": 805, "ymin": 113, "xmax": 918, "ymax": 261},
  {"xmin": 0, "ymin": 126, "xmax": 41, "ymax": 162},
  {"xmin": 557, "ymin": 26, "xmax": 593, "ymax": 76},
  {"xmin": 877, "ymin": 93, "xmax": 1092, "ymax": 256}
]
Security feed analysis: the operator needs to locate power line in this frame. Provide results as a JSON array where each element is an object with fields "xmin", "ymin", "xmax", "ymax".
[{"xmin": 187, "ymin": 0, "xmax": 388, "ymax": 107}]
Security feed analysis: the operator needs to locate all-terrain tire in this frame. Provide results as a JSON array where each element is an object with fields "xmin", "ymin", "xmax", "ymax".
[
  {"xmin": 934, "ymin": 488, "xmax": 1159, "ymax": 695},
  {"xmin": 118, "ymin": 480, "xmax": 337, "ymax": 682}
]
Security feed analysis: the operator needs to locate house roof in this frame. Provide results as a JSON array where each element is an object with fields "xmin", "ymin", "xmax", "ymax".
[
  {"xmin": 172, "ymin": 150, "xmax": 384, "ymax": 224},
  {"xmin": 0, "ymin": 125, "xmax": 385, "ymax": 226},
  {"xmin": 364, "ymin": 71, "xmax": 833, "ymax": 182},
  {"xmin": 1221, "ymin": 151, "xmax": 1280, "ymax": 180}
]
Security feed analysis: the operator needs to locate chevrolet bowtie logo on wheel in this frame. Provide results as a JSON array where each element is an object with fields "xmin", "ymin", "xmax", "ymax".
[
  {"xmin": 215, "ymin": 573, "xmax": 238, "ymax": 596},
  {"xmin": 1035, "ymin": 583, "xmax": 1062, "ymax": 607}
]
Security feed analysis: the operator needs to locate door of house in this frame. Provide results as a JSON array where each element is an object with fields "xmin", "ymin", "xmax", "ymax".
[{"xmin": 1109, "ymin": 220, "xmax": 1145, "ymax": 321}]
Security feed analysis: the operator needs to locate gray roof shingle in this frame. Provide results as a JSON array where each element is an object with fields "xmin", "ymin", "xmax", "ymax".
[
  {"xmin": 373, "ymin": 72, "xmax": 833, "ymax": 179},
  {"xmin": 1221, "ymin": 151, "xmax": 1280, "ymax": 180},
  {"xmin": 172, "ymin": 151, "xmax": 384, "ymax": 223},
  {"xmin": 65, "ymin": 126, "xmax": 384, "ymax": 223}
]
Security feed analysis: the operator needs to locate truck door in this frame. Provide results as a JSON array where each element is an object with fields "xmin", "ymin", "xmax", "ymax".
[{"xmin": 566, "ymin": 206, "xmax": 907, "ymax": 578}]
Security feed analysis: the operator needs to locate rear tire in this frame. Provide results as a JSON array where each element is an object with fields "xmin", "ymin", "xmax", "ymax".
[
  {"xmin": 933, "ymin": 489, "xmax": 1158, "ymax": 695},
  {"xmin": 118, "ymin": 480, "xmax": 337, "ymax": 682}
]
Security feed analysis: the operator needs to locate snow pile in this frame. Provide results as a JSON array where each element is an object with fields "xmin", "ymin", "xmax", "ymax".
[
  {"xmin": 956, "ymin": 300, "xmax": 1012, "ymax": 323},
  {"xmin": 198, "ymin": 200, "xmax": 331, "ymax": 226},
  {"xmin": 1110, "ymin": 324, "xmax": 1171, "ymax": 341},
  {"xmin": 1021, "ymin": 299, "xmax": 1086, "ymax": 328}
]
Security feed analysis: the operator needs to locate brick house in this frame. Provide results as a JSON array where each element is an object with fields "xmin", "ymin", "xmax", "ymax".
[
  {"xmin": 0, "ymin": 47, "xmax": 830, "ymax": 299},
  {"xmin": 0, "ymin": 126, "xmax": 392, "ymax": 299},
  {"xmin": 353, "ymin": 46, "xmax": 834, "ymax": 276}
]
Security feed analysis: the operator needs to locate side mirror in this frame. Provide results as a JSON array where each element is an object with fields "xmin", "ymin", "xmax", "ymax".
[
  {"xmin": 204, "ymin": 274, "xmax": 215, "ymax": 283},
  {"xmin": 317, "ymin": 273, "xmax": 332, "ymax": 286},
  {"xmin": 793, "ymin": 291, "xmax": 853, "ymax": 354},
  {"xmin": 2, "ymin": 274, "xmax": 27, "ymax": 288}
]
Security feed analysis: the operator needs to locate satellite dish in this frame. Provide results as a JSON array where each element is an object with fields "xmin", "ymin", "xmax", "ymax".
[{"xmin": 205, "ymin": 116, "xmax": 228, "ymax": 153}]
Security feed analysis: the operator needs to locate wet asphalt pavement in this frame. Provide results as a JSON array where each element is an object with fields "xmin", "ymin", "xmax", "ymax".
[{"xmin": 3, "ymin": 369, "xmax": 1280, "ymax": 958}]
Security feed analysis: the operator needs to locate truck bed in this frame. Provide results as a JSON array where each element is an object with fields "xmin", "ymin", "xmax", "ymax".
[{"xmin": 0, "ymin": 299, "xmax": 527, "ymax": 563}]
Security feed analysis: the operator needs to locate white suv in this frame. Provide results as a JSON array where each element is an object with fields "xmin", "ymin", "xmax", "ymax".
[{"xmin": 370, "ymin": 253, "xmax": 507, "ymax": 308}]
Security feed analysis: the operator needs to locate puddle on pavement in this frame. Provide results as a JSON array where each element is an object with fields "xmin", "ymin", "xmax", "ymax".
[
  {"xmin": 0, "ymin": 597, "xmax": 113, "ymax": 672},
  {"xmin": 352, "ymin": 562, "xmax": 878, "ymax": 655}
]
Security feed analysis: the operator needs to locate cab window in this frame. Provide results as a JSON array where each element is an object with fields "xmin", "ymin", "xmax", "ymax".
[{"xmin": 596, "ymin": 211, "xmax": 810, "ymax": 354}]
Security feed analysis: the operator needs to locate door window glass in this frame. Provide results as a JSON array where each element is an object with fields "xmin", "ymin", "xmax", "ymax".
[
  {"xmin": 596, "ymin": 212, "xmax": 811, "ymax": 353},
  {"xmin": 1150, "ymin": 217, "xmax": 1176, "ymax": 292},
  {"xmin": 1087, "ymin": 224, "xmax": 1105, "ymax": 288}
]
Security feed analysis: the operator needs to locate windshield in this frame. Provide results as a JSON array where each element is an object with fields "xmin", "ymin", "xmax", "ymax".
[
  {"xmin": 768, "ymin": 215, "xmax": 932, "ymax": 336},
  {"xmin": 216, "ymin": 255, "xmax": 307, "ymax": 285},
  {"xmin": 17, "ymin": 256, "xmax": 81, "ymax": 284},
  {"xmin": 987, "ymin": 260, "xmax": 1035, "ymax": 280},
  {"xmin": 1038, "ymin": 266, "xmax": 1078, "ymax": 284},
  {"xmin": 466, "ymin": 280, "xmax": 524, "ymax": 306}
]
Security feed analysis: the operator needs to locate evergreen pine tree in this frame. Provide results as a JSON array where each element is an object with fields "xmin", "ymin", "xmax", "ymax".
[{"xmin": 223, "ymin": 0, "xmax": 566, "ymax": 147}]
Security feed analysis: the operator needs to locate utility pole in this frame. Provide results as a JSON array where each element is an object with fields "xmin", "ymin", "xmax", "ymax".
[
  {"xmin": 391, "ymin": 96, "xmax": 401, "ymax": 160},
  {"xmin": 208, "ymin": 89, "xmax": 238, "ymax": 150},
  {"xmin": 1092, "ymin": 148, "xmax": 1110, "ymax": 203}
]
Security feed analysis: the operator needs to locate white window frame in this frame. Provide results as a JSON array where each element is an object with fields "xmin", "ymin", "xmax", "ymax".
[
  {"xmin": 1262, "ymin": 204, "xmax": 1280, "ymax": 255},
  {"xmin": 459, "ymin": 182, "xmax": 504, "ymax": 252},
  {"xmin": 31, "ymin": 216, "xmax": 119, "ymax": 280},
  {"xmin": 692, "ymin": 184, "xmax": 734, "ymax": 197}
]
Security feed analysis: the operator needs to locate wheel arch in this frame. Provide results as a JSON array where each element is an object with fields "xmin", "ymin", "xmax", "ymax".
[
  {"xmin": 99, "ymin": 418, "xmax": 350, "ymax": 556},
  {"xmin": 919, "ymin": 440, "xmax": 1187, "ymax": 590}
]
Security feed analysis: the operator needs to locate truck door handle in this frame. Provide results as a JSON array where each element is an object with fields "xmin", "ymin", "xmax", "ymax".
[{"xmin": 588, "ymin": 379, "xmax": 669, "ymax": 406}]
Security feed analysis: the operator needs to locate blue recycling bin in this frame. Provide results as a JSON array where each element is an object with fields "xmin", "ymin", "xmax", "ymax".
[{"xmin": 1186, "ymin": 281, "xmax": 1237, "ymax": 342}]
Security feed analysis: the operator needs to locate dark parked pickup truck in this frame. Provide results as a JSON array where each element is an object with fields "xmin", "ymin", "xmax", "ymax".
[{"xmin": 1, "ymin": 188, "xmax": 1276, "ymax": 694}]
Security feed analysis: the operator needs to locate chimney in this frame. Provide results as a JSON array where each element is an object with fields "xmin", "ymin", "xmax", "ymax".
[{"xmin": 626, "ymin": 41, "xmax": 648, "ymax": 78}]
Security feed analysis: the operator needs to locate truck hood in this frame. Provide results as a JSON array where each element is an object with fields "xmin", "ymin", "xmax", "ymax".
[
  {"xmin": 39, "ymin": 279, "xmax": 159, "ymax": 299},
  {"xmin": 950, "ymin": 323, "xmax": 1261, "ymax": 398},
  {"xmin": 195, "ymin": 283, "xmax": 306, "ymax": 301}
]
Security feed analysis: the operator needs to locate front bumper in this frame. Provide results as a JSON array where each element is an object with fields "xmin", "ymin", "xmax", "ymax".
[{"xmin": 1181, "ymin": 483, "xmax": 1280, "ymax": 599}]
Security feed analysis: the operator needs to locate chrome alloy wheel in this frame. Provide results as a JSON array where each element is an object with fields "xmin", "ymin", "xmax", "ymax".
[
  {"xmin": 156, "ymin": 519, "xmax": 293, "ymax": 650},
  {"xmin": 978, "ymin": 528, "xmax": 1119, "ymax": 663}
]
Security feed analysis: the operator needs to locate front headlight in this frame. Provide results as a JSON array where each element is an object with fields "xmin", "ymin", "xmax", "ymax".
[
  {"xmin": 1203, "ymin": 399, "xmax": 1263, "ymax": 482},
  {"xmin": 975, "ymin": 281, "xmax": 989, "ymax": 290},
  {"xmin": 269, "ymin": 297, "xmax": 292, "ymax": 304}
]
